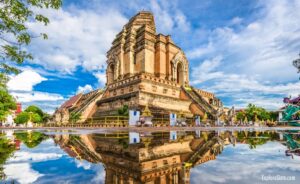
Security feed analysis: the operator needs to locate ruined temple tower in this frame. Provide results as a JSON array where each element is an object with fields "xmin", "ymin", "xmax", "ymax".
[
  {"xmin": 54, "ymin": 11, "xmax": 224, "ymax": 124},
  {"xmin": 94, "ymin": 11, "xmax": 222, "ymax": 117}
]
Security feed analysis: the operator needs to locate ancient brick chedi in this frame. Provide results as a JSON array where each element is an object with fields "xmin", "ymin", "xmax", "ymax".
[{"xmin": 54, "ymin": 11, "xmax": 224, "ymax": 124}]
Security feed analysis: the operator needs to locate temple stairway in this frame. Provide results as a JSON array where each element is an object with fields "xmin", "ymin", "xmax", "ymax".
[
  {"xmin": 182, "ymin": 86, "xmax": 218, "ymax": 119},
  {"xmin": 72, "ymin": 90, "xmax": 103, "ymax": 116},
  {"xmin": 185, "ymin": 136, "xmax": 223, "ymax": 167}
]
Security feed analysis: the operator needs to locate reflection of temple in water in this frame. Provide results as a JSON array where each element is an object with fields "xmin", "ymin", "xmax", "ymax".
[{"xmin": 54, "ymin": 131, "xmax": 224, "ymax": 184}]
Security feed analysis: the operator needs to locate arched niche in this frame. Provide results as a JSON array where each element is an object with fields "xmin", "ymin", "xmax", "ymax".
[
  {"xmin": 106, "ymin": 54, "xmax": 122, "ymax": 85},
  {"xmin": 176, "ymin": 62, "xmax": 184, "ymax": 85},
  {"xmin": 171, "ymin": 51, "xmax": 189, "ymax": 86}
]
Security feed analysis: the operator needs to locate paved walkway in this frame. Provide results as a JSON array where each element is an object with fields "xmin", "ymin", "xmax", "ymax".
[{"xmin": 1, "ymin": 126, "xmax": 300, "ymax": 133}]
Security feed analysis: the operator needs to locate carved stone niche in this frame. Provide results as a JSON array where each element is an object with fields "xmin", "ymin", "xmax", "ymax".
[
  {"xmin": 106, "ymin": 53, "xmax": 122, "ymax": 84},
  {"xmin": 171, "ymin": 51, "xmax": 189, "ymax": 86}
]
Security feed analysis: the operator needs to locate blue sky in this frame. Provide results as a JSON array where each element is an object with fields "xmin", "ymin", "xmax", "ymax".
[{"xmin": 6, "ymin": 0, "xmax": 300, "ymax": 113}]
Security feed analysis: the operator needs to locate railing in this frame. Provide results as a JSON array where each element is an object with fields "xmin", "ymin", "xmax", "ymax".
[
  {"xmin": 192, "ymin": 88, "xmax": 216, "ymax": 113},
  {"xmin": 44, "ymin": 115, "xmax": 198, "ymax": 128},
  {"xmin": 85, "ymin": 116, "xmax": 129, "ymax": 127},
  {"xmin": 73, "ymin": 90, "xmax": 103, "ymax": 114},
  {"xmin": 182, "ymin": 86, "xmax": 217, "ymax": 119}
]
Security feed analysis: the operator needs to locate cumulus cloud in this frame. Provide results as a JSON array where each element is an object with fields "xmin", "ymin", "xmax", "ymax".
[
  {"xmin": 93, "ymin": 72, "xmax": 106, "ymax": 87},
  {"xmin": 190, "ymin": 142, "xmax": 300, "ymax": 184},
  {"xmin": 4, "ymin": 163, "xmax": 43, "ymax": 184},
  {"xmin": 75, "ymin": 160, "xmax": 92, "ymax": 170},
  {"xmin": 7, "ymin": 70, "xmax": 47, "ymax": 91},
  {"xmin": 189, "ymin": 0, "xmax": 300, "ymax": 81},
  {"xmin": 26, "ymin": 6, "xmax": 127, "ymax": 74},
  {"xmin": 10, "ymin": 91, "xmax": 64, "ymax": 103},
  {"xmin": 188, "ymin": 0, "xmax": 300, "ymax": 109},
  {"xmin": 7, "ymin": 151, "xmax": 63, "ymax": 163},
  {"xmin": 230, "ymin": 17, "xmax": 243, "ymax": 25},
  {"xmin": 77, "ymin": 84, "xmax": 93, "ymax": 94},
  {"xmin": 6, "ymin": 70, "xmax": 65, "ymax": 113}
]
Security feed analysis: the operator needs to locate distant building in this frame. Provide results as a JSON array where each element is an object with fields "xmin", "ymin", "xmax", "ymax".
[{"xmin": 15, "ymin": 103, "xmax": 22, "ymax": 115}]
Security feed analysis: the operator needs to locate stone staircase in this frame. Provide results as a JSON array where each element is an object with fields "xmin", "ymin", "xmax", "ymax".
[
  {"xmin": 72, "ymin": 89, "xmax": 103, "ymax": 115},
  {"xmin": 182, "ymin": 86, "xmax": 217, "ymax": 119},
  {"xmin": 186, "ymin": 136, "xmax": 222, "ymax": 166}
]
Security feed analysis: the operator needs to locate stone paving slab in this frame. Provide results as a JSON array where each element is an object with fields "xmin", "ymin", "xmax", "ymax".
[{"xmin": 1, "ymin": 126, "xmax": 300, "ymax": 134}]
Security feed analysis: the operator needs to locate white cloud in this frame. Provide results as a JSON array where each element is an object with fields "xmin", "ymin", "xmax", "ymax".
[
  {"xmin": 7, "ymin": 151, "xmax": 62, "ymax": 163},
  {"xmin": 93, "ymin": 72, "xmax": 106, "ymax": 87},
  {"xmin": 191, "ymin": 142, "xmax": 300, "ymax": 184},
  {"xmin": 149, "ymin": 0, "xmax": 191, "ymax": 34},
  {"xmin": 77, "ymin": 84, "xmax": 93, "ymax": 94},
  {"xmin": 4, "ymin": 163, "xmax": 43, "ymax": 184},
  {"xmin": 188, "ymin": 0, "xmax": 300, "ymax": 109},
  {"xmin": 230, "ymin": 17, "xmax": 243, "ymax": 25},
  {"xmin": 10, "ymin": 91, "xmax": 64, "ymax": 103},
  {"xmin": 9, "ymin": 91, "xmax": 65, "ymax": 114},
  {"xmin": 75, "ymin": 160, "xmax": 92, "ymax": 170},
  {"xmin": 191, "ymin": 56, "xmax": 224, "ymax": 84},
  {"xmin": 26, "ymin": 7, "xmax": 127, "ymax": 74},
  {"xmin": 189, "ymin": 0, "xmax": 300, "ymax": 82},
  {"xmin": 7, "ymin": 70, "xmax": 47, "ymax": 91}
]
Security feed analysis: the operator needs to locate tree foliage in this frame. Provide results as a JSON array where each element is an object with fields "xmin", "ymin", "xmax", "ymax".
[
  {"xmin": 0, "ymin": 0, "xmax": 62, "ymax": 87},
  {"xmin": 14, "ymin": 111, "xmax": 29, "ymax": 124},
  {"xmin": 236, "ymin": 104, "xmax": 276, "ymax": 122},
  {"xmin": 25, "ymin": 105, "xmax": 43, "ymax": 116},
  {"xmin": 14, "ymin": 131, "xmax": 47, "ymax": 148},
  {"xmin": 69, "ymin": 112, "xmax": 81, "ymax": 123},
  {"xmin": 117, "ymin": 105, "xmax": 129, "ymax": 116},
  {"xmin": 0, "ymin": 89, "xmax": 16, "ymax": 121},
  {"xmin": 15, "ymin": 105, "xmax": 47, "ymax": 124},
  {"xmin": 0, "ymin": 0, "xmax": 62, "ymax": 121},
  {"xmin": 0, "ymin": 134, "xmax": 17, "ymax": 179}
]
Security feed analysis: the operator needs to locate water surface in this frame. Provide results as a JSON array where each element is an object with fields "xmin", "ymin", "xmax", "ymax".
[{"xmin": 0, "ymin": 129, "xmax": 299, "ymax": 184}]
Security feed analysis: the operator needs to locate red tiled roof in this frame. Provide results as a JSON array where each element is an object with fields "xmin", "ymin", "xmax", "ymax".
[
  {"xmin": 60, "ymin": 94, "xmax": 82, "ymax": 109},
  {"xmin": 290, "ymin": 96, "xmax": 300, "ymax": 104}
]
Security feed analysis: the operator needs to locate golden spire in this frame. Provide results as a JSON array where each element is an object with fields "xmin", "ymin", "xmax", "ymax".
[
  {"xmin": 141, "ymin": 105, "xmax": 152, "ymax": 117},
  {"xmin": 203, "ymin": 113, "xmax": 208, "ymax": 122},
  {"xmin": 177, "ymin": 110, "xmax": 185, "ymax": 118}
]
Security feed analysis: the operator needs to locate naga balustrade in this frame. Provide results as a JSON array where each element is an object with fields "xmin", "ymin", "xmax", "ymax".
[{"xmin": 45, "ymin": 116, "xmax": 199, "ymax": 127}]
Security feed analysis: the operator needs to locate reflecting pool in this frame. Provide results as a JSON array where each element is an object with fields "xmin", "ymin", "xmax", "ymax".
[{"xmin": 0, "ymin": 129, "xmax": 300, "ymax": 184}]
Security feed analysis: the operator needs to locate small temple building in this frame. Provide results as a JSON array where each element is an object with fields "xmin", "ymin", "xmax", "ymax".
[{"xmin": 53, "ymin": 11, "xmax": 225, "ymax": 125}]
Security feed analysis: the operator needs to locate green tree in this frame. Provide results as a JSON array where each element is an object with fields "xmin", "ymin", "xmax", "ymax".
[
  {"xmin": 117, "ymin": 105, "xmax": 129, "ymax": 116},
  {"xmin": 236, "ymin": 111, "xmax": 244, "ymax": 121},
  {"xmin": 69, "ymin": 112, "xmax": 81, "ymax": 123},
  {"xmin": 0, "ymin": 89, "xmax": 16, "ymax": 121},
  {"xmin": 14, "ymin": 111, "xmax": 29, "ymax": 124},
  {"xmin": 14, "ymin": 132, "xmax": 47, "ymax": 148},
  {"xmin": 0, "ymin": 134, "xmax": 17, "ymax": 179},
  {"xmin": 41, "ymin": 112, "xmax": 51, "ymax": 122},
  {"xmin": 30, "ymin": 112, "xmax": 42, "ymax": 123},
  {"xmin": 24, "ymin": 105, "xmax": 48, "ymax": 123},
  {"xmin": 244, "ymin": 104, "xmax": 271, "ymax": 121},
  {"xmin": 0, "ymin": 0, "xmax": 62, "ymax": 87},
  {"xmin": 25, "ymin": 105, "xmax": 43, "ymax": 116}
]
